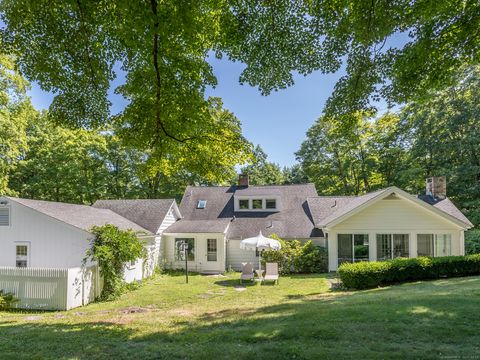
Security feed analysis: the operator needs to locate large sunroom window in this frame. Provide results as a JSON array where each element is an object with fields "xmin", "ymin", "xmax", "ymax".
[
  {"xmin": 417, "ymin": 234, "xmax": 451, "ymax": 257},
  {"xmin": 338, "ymin": 234, "xmax": 369, "ymax": 266},
  {"xmin": 376, "ymin": 234, "xmax": 409, "ymax": 260},
  {"xmin": 175, "ymin": 238, "xmax": 195, "ymax": 261}
]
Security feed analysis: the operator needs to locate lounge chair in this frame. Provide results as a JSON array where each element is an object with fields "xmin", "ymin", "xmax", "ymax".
[
  {"xmin": 263, "ymin": 263, "xmax": 279, "ymax": 284},
  {"xmin": 240, "ymin": 262, "xmax": 254, "ymax": 283}
]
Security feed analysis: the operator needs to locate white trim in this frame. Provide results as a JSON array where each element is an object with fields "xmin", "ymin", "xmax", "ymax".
[{"xmin": 324, "ymin": 187, "xmax": 470, "ymax": 230}]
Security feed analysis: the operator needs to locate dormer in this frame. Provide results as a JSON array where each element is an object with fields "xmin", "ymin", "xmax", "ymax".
[{"xmin": 234, "ymin": 187, "xmax": 281, "ymax": 212}]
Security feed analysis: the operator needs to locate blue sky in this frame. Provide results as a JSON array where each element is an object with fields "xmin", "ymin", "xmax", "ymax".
[{"xmin": 28, "ymin": 58, "xmax": 343, "ymax": 168}]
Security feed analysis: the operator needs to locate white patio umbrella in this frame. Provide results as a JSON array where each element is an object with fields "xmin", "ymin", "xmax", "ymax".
[{"xmin": 240, "ymin": 231, "xmax": 281, "ymax": 269}]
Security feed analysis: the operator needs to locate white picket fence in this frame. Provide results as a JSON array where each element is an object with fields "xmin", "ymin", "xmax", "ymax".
[{"xmin": 0, "ymin": 266, "xmax": 100, "ymax": 310}]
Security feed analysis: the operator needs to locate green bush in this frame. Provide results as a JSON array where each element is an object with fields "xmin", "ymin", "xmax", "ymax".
[
  {"xmin": 0, "ymin": 290, "xmax": 18, "ymax": 310},
  {"xmin": 261, "ymin": 235, "xmax": 328, "ymax": 274},
  {"xmin": 465, "ymin": 229, "xmax": 480, "ymax": 254},
  {"xmin": 85, "ymin": 224, "xmax": 146, "ymax": 300},
  {"xmin": 338, "ymin": 254, "xmax": 480, "ymax": 289}
]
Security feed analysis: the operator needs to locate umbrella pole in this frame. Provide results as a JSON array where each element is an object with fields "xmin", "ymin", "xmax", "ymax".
[{"xmin": 259, "ymin": 250, "xmax": 261, "ymax": 271}]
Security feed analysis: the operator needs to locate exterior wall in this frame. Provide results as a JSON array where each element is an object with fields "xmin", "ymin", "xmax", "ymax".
[
  {"xmin": 327, "ymin": 197, "xmax": 465, "ymax": 271},
  {"xmin": 226, "ymin": 239, "xmax": 259, "ymax": 271},
  {"xmin": 156, "ymin": 208, "xmax": 178, "ymax": 270},
  {"xmin": 163, "ymin": 233, "xmax": 226, "ymax": 273},
  {"xmin": 0, "ymin": 201, "xmax": 92, "ymax": 268}
]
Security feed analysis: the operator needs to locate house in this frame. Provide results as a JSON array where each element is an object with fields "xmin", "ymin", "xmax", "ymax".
[
  {"xmin": 0, "ymin": 175, "xmax": 473, "ymax": 309},
  {"xmin": 0, "ymin": 196, "xmax": 180, "ymax": 309},
  {"xmin": 162, "ymin": 176, "xmax": 322, "ymax": 272},
  {"xmin": 308, "ymin": 178, "xmax": 473, "ymax": 271},
  {"xmin": 164, "ymin": 175, "xmax": 472, "ymax": 273}
]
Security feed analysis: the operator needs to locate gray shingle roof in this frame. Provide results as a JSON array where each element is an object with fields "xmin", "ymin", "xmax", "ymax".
[
  {"xmin": 7, "ymin": 197, "xmax": 152, "ymax": 234},
  {"xmin": 308, "ymin": 189, "xmax": 387, "ymax": 228},
  {"xmin": 172, "ymin": 184, "xmax": 321, "ymax": 239},
  {"xmin": 432, "ymin": 198, "xmax": 473, "ymax": 227},
  {"xmin": 93, "ymin": 199, "xmax": 177, "ymax": 233},
  {"xmin": 163, "ymin": 219, "xmax": 231, "ymax": 234}
]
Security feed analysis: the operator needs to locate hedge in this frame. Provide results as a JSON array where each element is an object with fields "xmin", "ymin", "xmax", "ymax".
[{"xmin": 338, "ymin": 254, "xmax": 480, "ymax": 290}]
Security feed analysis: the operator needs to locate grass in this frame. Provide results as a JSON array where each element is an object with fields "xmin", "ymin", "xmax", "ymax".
[{"xmin": 1, "ymin": 272, "xmax": 480, "ymax": 359}]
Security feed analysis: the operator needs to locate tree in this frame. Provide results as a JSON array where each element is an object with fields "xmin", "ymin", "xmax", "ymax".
[
  {"xmin": 0, "ymin": 54, "xmax": 34, "ymax": 195},
  {"xmin": 221, "ymin": 1, "xmax": 480, "ymax": 116},
  {"xmin": 239, "ymin": 145, "xmax": 285, "ymax": 185},
  {"xmin": 0, "ymin": 1, "xmax": 251, "ymax": 181},
  {"xmin": 400, "ymin": 66, "xmax": 480, "ymax": 225}
]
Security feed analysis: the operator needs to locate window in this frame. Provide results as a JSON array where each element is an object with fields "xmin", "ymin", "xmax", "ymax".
[
  {"xmin": 417, "ymin": 234, "xmax": 434, "ymax": 256},
  {"xmin": 338, "ymin": 234, "xmax": 369, "ymax": 266},
  {"xmin": 239, "ymin": 199, "xmax": 249, "ymax": 209},
  {"xmin": 377, "ymin": 234, "xmax": 409, "ymax": 260},
  {"xmin": 0, "ymin": 207, "xmax": 10, "ymax": 226},
  {"xmin": 252, "ymin": 199, "xmax": 263, "ymax": 209},
  {"xmin": 393, "ymin": 234, "xmax": 409, "ymax": 258},
  {"xmin": 175, "ymin": 238, "xmax": 195, "ymax": 261},
  {"xmin": 435, "ymin": 234, "xmax": 452, "ymax": 257},
  {"xmin": 16, "ymin": 245, "xmax": 28, "ymax": 268},
  {"xmin": 417, "ymin": 234, "xmax": 452, "ymax": 257},
  {"xmin": 197, "ymin": 200, "xmax": 207, "ymax": 209},
  {"xmin": 207, "ymin": 239, "xmax": 217, "ymax": 261},
  {"xmin": 265, "ymin": 199, "xmax": 277, "ymax": 209}
]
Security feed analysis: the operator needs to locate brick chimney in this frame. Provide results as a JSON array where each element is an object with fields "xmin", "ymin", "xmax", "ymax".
[
  {"xmin": 238, "ymin": 174, "xmax": 249, "ymax": 187},
  {"xmin": 426, "ymin": 176, "xmax": 446, "ymax": 199}
]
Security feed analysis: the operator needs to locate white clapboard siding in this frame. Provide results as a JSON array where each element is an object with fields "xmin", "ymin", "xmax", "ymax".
[{"xmin": 226, "ymin": 239, "xmax": 258, "ymax": 271}]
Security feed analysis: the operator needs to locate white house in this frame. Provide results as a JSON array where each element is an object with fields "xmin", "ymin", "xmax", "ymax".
[
  {"xmin": 0, "ymin": 197, "xmax": 180, "ymax": 309},
  {"xmin": 163, "ymin": 176, "xmax": 472, "ymax": 273}
]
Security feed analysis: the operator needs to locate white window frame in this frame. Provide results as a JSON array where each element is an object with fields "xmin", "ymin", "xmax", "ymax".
[
  {"xmin": 338, "ymin": 233, "xmax": 369, "ymax": 266},
  {"xmin": 376, "ymin": 233, "xmax": 410, "ymax": 260},
  {"xmin": 207, "ymin": 239, "xmax": 218, "ymax": 262},
  {"xmin": 0, "ymin": 205, "xmax": 11, "ymax": 227},
  {"xmin": 15, "ymin": 242, "xmax": 30, "ymax": 268},
  {"xmin": 417, "ymin": 233, "xmax": 452, "ymax": 257},
  {"xmin": 234, "ymin": 196, "xmax": 280, "ymax": 212}
]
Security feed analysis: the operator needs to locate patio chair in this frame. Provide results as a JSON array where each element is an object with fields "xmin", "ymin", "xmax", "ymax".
[
  {"xmin": 263, "ymin": 263, "xmax": 279, "ymax": 285},
  {"xmin": 240, "ymin": 262, "xmax": 254, "ymax": 283}
]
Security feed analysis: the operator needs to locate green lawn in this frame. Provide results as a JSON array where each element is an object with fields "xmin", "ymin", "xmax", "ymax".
[{"xmin": 1, "ymin": 272, "xmax": 480, "ymax": 359}]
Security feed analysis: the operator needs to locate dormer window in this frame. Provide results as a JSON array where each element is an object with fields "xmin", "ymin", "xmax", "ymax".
[
  {"xmin": 252, "ymin": 199, "xmax": 263, "ymax": 209},
  {"xmin": 197, "ymin": 200, "xmax": 207, "ymax": 209},
  {"xmin": 239, "ymin": 199, "xmax": 249, "ymax": 209},
  {"xmin": 266, "ymin": 199, "xmax": 277, "ymax": 209}
]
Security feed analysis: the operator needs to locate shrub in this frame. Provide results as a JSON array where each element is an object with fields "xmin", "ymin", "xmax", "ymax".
[
  {"xmin": 261, "ymin": 235, "xmax": 328, "ymax": 274},
  {"xmin": 0, "ymin": 290, "xmax": 18, "ymax": 310},
  {"xmin": 338, "ymin": 254, "xmax": 480, "ymax": 289},
  {"xmin": 465, "ymin": 229, "xmax": 480, "ymax": 254},
  {"xmin": 85, "ymin": 224, "xmax": 146, "ymax": 300}
]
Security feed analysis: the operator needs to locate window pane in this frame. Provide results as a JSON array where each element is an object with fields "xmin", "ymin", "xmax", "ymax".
[
  {"xmin": 239, "ymin": 199, "xmax": 249, "ymax": 209},
  {"xmin": 16, "ymin": 245, "xmax": 27, "ymax": 256},
  {"xmin": 393, "ymin": 234, "xmax": 409, "ymax": 258},
  {"xmin": 16, "ymin": 260, "xmax": 27, "ymax": 268},
  {"xmin": 354, "ymin": 234, "xmax": 369, "ymax": 262},
  {"xmin": 175, "ymin": 238, "xmax": 195, "ymax": 261},
  {"xmin": 197, "ymin": 200, "xmax": 207, "ymax": 209},
  {"xmin": 266, "ymin": 199, "xmax": 276, "ymax": 209},
  {"xmin": 338, "ymin": 234, "xmax": 353, "ymax": 266},
  {"xmin": 417, "ymin": 234, "xmax": 434, "ymax": 257},
  {"xmin": 207, "ymin": 239, "xmax": 217, "ymax": 261},
  {"xmin": 376, "ymin": 234, "xmax": 392, "ymax": 261},
  {"xmin": 252, "ymin": 199, "xmax": 263, "ymax": 209},
  {"xmin": 435, "ymin": 234, "xmax": 452, "ymax": 257}
]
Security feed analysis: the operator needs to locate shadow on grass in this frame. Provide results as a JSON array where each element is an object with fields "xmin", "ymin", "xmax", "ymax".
[
  {"xmin": 2, "ymin": 276, "xmax": 480, "ymax": 359},
  {"xmin": 214, "ymin": 279, "xmax": 258, "ymax": 287}
]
